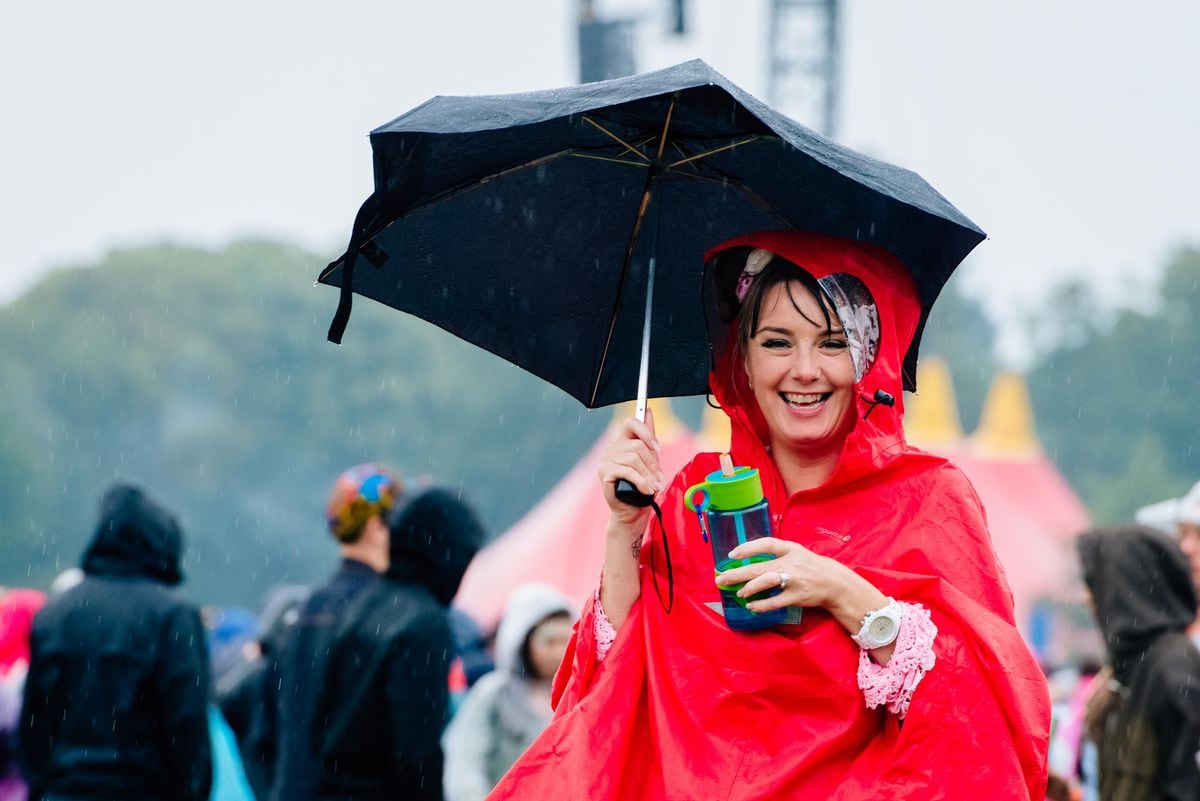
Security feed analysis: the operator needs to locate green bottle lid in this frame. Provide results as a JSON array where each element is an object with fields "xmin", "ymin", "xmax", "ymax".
[{"xmin": 685, "ymin": 465, "xmax": 764, "ymax": 512}]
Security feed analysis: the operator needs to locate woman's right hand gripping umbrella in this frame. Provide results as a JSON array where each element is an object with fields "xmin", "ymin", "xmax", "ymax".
[{"xmin": 596, "ymin": 406, "xmax": 665, "ymax": 630}]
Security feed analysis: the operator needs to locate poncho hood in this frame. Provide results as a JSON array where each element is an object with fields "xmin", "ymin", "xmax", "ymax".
[
  {"xmin": 705, "ymin": 231, "xmax": 920, "ymax": 497},
  {"xmin": 1078, "ymin": 524, "xmax": 1197, "ymax": 682},
  {"xmin": 81, "ymin": 484, "xmax": 185, "ymax": 585}
]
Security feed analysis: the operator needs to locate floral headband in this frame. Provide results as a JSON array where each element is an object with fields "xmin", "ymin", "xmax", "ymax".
[
  {"xmin": 734, "ymin": 248, "xmax": 775, "ymax": 303},
  {"xmin": 735, "ymin": 248, "xmax": 881, "ymax": 382}
]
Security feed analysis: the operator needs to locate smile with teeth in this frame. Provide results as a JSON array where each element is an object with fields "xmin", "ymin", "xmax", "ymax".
[{"xmin": 782, "ymin": 391, "xmax": 832, "ymax": 408}]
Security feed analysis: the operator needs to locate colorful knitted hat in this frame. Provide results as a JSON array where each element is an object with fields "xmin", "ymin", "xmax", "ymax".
[{"xmin": 326, "ymin": 463, "xmax": 402, "ymax": 542}]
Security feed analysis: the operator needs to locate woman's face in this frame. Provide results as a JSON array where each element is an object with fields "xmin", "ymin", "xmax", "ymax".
[
  {"xmin": 527, "ymin": 614, "xmax": 572, "ymax": 680},
  {"xmin": 1176, "ymin": 521, "xmax": 1200, "ymax": 596},
  {"xmin": 743, "ymin": 281, "xmax": 857, "ymax": 460}
]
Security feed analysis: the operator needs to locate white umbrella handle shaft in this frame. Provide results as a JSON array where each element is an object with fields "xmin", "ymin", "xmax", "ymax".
[{"xmin": 635, "ymin": 255, "xmax": 655, "ymax": 422}]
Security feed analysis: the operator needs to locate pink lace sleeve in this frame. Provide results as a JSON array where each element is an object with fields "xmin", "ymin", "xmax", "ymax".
[
  {"xmin": 593, "ymin": 579, "xmax": 618, "ymax": 662},
  {"xmin": 856, "ymin": 601, "xmax": 937, "ymax": 718}
]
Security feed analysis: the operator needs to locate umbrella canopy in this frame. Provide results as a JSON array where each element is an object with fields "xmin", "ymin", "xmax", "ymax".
[{"xmin": 320, "ymin": 59, "xmax": 985, "ymax": 406}]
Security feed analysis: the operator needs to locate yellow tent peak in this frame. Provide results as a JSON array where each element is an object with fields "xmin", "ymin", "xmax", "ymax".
[
  {"xmin": 698, "ymin": 403, "xmax": 732, "ymax": 453},
  {"xmin": 611, "ymin": 397, "xmax": 687, "ymax": 443},
  {"xmin": 904, "ymin": 357, "xmax": 964, "ymax": 449},
  {"xmin": 969, "ymin": 372, "xmax": 1040, "ymax": 458}
]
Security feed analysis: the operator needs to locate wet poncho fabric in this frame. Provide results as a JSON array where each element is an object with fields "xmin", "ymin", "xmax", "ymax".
[
  {"xmin": 488, "ymin": 231, "xmax": 1049, "ymax": 800},
  {"xmin": 1078, "ymin": 525, "xmax": 1200, "ymax": 800}
]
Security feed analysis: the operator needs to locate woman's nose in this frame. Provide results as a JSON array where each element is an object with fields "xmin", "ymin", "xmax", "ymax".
[{"xmin": 788, "ymin": 347, "xmax": 821, "ymax": 382}]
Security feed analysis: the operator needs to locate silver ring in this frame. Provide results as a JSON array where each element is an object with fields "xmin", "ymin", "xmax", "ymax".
[{"xmin": 778, "ymin": 571, "xmax": 790, "ymax": 591}]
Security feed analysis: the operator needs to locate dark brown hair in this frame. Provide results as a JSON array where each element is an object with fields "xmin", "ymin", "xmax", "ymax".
[{"xmin": 733, "ymin": 254, "xmax": 837, "ymax": 349}]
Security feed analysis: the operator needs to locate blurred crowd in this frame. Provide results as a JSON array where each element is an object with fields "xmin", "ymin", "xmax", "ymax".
[
  {"xmin": 2, "ymin": 470, "xmax": 1199, "ymax": 801},
  {"xmin": 0, "ymin": 465, "xmax": 572, "ymax": 801}
]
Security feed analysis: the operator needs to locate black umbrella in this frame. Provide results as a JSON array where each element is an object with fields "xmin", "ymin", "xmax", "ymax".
[{"xmin": 320, "ymin": 59, "xmax": 984, "ymax": 412}]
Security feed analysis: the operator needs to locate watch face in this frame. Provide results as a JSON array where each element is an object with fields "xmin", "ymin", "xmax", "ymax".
[{"xmin": 869, "ymin": 615, "xmax": 896, "ymax": 642}]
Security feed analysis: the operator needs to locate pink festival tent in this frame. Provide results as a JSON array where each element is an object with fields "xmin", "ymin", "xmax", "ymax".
[{"xmin": 455, "ymin": 400, "xmax": 721, "ymax": 631}]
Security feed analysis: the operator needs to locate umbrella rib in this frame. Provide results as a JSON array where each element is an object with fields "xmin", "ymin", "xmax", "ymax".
[
  {"xmin": 568, "ymin": 153, "xmax": 651, "ymax": 168},
  {"xmin": 668, "ymin": 136, "xmax": 765, "ymax": 168},
  {"xmin": 371, "ymin": 149, "xmax": 579, "ymax": 221},
  {"xmin": 582, "ymin": 116, "xmax": 652, "ymax": 162},
  {"xmin": 476, "ymin": 149, "xmax": 573, "ymax": 185},
  {"xmin": 673, "ymin": 169, "xmax": 796, "ymax": 229},
  {"xmin": 589, "ymin": 180, "xmax": 655, "ymax": 408},
  {"xmin": 656, "ymin": 98, "xmax": 677, "ymax": 161},
  {"xmin": 669, "ymin": 141, "xmax": 702, "ymax": 172}
]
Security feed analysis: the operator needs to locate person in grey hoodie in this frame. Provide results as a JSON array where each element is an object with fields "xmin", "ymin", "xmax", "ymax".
[{"xmin": 443, "ymin": 582, "xmax": 576, "ymax": 801}]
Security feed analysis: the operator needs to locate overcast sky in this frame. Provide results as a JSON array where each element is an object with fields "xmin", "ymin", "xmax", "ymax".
[{"xmin": 3, "ymin": 1, "xmax": 1197, "ymax": 361}]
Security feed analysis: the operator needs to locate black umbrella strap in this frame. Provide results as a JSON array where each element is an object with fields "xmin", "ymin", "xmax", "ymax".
[
  {"xmin": 647, "ymin": 499, "xmax": 674, "ymax": 614},
  {"xmin": 327, "ymin": 250, "xmax": 356, "ymax": 344},
  {"xmin": 327, "ymin": 195, "xmax": 382, "ymax": 344}
]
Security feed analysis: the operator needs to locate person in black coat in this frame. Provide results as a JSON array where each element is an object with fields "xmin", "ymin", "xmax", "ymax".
[
  {"xmin": 1078, "ymin": 524, "xmax": 1200, "ymax": 800},
  {"xmin": 311, "ymin": 486, "xmax": 485, "ymax": 801},
  {"xmin": 18, "ymin": 483, "xmax": 212, "ymax": 801},
  {"xmin": 270, "ymin": 464, "xmax": 401, "ymax": 801}
]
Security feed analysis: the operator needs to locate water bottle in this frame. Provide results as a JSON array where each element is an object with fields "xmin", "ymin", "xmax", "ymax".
[{"xmin": 685, "ymin": 458, "xmax": 787, "ymax": 631}]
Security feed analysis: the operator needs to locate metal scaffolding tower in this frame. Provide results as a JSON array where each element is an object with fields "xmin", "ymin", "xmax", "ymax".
[
  {"xmin": 767, "ymin": 0, "xmax": 840, "ymax": 138},
  {"xmin": 578, "ymin": 0, "xmax": 637, "ymax": 83}
]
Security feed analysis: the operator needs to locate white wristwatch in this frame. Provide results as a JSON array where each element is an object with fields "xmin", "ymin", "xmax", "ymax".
[{"xmin": 851, "ymin": 597, "xmax": 902, "ymax": 649}]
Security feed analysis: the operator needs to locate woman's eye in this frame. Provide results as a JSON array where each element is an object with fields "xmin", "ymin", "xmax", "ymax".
[
  {"xmin": 820, "ymin": 338, "xmax": 849, "ymax": 350},
  {"xmin": 761, "ymin": 338, "xmax": 790, "ymax": 350}
]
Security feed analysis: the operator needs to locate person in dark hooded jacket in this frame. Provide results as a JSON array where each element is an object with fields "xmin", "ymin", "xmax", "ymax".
[
  {"xmin": 310, "ymin": 486, "xmax": 485, "ymax": 801},
  {"xmin": 270, "ymin": 464, "xmax": 400, "ymax": 801},
  {"xmin": 1078, "ymin": 524, "xmax": 1200, "ymax": 801},
  {"xmin": 18, "ymin": 483, "xmax": 211, "ymax": 801}
]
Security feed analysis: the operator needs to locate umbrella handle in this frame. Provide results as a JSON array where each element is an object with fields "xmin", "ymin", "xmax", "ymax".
[{"xmin": 615, "ymin": 479, "xmax": 655, "ymax": 508}]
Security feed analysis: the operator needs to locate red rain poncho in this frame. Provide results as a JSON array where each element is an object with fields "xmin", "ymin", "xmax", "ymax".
[{"xmin": 489, "ymin": 232, "xmax": 1049, "ymax": 800}]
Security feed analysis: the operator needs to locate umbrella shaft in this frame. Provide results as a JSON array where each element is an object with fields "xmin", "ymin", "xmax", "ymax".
[{"xmin": 635, "ymin": 255, "xmax": 655, "ymax": 422}]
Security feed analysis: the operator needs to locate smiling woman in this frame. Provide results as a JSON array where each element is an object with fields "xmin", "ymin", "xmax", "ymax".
[{"xmin": 490, "ymin": 231, "xmax": 1050, "ymax": 801}]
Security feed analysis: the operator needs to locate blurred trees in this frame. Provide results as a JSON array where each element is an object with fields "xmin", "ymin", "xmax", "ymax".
[
  {"xmin": 0, "ymin": 241, "xmax": 608, "ymax": 606},
  {"xmin": 1027, "ymin": 246, "xmax": 1200, "ymax": 523}
]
